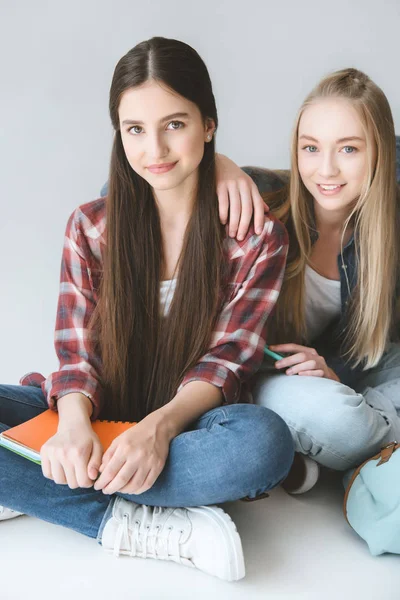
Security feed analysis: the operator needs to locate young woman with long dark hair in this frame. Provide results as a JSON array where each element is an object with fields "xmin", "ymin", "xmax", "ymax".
[{"xmin": 0, "ymin": 37, "xmax": 294, "ymax": 581}]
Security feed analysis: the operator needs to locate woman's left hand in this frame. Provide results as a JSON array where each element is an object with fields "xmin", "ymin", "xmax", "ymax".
[
  {"xmin": 94, "ymin": 411, "xmax": 172, "ymax": 495},
  {"xmin": 216, "ymin": 154, "xmax": 268, "ymax": 240},
  {"xmin": 270, "ymin": 343, "xmax": 340, "ymax": 381}
]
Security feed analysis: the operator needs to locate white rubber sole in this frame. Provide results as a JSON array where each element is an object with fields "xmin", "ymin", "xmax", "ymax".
[
  {"xmin": 291, "ymin": 456, "xmax": 320, "ymax": 495},
  {"xmin": 0, "ymin": 507, "xmax": 24, "ymax": 521},
  {"xmin": 190, "ymin": 505, "xmax": 245, "ymax": 581}
]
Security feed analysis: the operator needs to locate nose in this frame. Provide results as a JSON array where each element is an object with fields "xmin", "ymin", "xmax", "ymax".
[
  {"xmin": 147, "ymin": 131, "xmax": 168, "ymax": 161},
  {"xmin": 318, "ymin": 150, "xmax": 340, "ymax": 179}
]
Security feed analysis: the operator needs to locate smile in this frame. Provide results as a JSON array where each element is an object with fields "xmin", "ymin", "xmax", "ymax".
[
  {"xmin": 146, "ymin": 162, "xmax": 178, "ymax": 174},
  {"xmin": 317, "ymin": 184, "xmax": 346, "ymax": 196}
]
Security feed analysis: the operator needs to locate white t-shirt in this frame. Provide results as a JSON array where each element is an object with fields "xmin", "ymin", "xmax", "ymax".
[
  {"xmin": 304, "ymin": 265, "xmax": 341, "ymax": 343},
  {"xmin": 160, "ymin": 279, "xmax": 177, "ymax": 316}
]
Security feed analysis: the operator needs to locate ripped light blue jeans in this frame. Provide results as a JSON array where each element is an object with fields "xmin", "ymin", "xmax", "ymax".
[
  {"xmin": 0, "ymin": 384, "xmax": 294, "ymax": 539},
  {"xmin": 253, "ymin": 343, "xmax": 400, "ymax": 471}
]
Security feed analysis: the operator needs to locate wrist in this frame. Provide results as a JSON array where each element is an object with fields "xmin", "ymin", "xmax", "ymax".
[
  {"xmin": 155, "ymin": 382, "xmax": 222, "ymax": 439},
  {"xmin": 150, "ymin": 405, "xmax": 181, "ymax": 441},
  {"xmin": 57, "ymin": 393, "xmax": 93, "ymax": 428}
]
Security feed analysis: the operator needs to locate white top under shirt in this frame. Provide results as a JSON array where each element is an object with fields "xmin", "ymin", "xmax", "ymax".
[
  {"xmin": 304, "ymin": 265, "xmax": 341, "ymax": 343},
  {"xmin": 162, "ymin": 270, "xmax": 341, "ymax": 343},
  {"xmin": 160, "ymin": 279, "xmax": 177, "ymax": 316}
]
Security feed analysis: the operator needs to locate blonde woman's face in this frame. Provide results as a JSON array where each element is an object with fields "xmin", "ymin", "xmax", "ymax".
[{"xmin": 297, "ymin": 98, "xmax": 372, "ymax": 217}]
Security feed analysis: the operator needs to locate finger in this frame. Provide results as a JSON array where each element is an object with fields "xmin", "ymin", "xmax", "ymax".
[
  {"xmin": 87, "ymin": 441, "xmax": 104, "ymax": 481},
  {"xmin": 216, "ymin": 184, "xmax": 229, "ymax": 225},
  {"xmin": 101, "ymin": 445, "xmax": 116, "ymax": 467},
  {"xmin": 251, "ymin": 184, "xmax": 267, "ymax": 234},
  {"xmin": 135, "ymin": 465, "xmax": 163, "ymax": 494},
  {"xmin": 99, "ymin": 446, "xmax": 116, "ymax": 474},
  {"xmin": 298, "ymin": 370, "xmax": 325, "ymax": 378},
  {"xmin": 286, "ymin": 359, "xmax": 318, "ymax": 375},
  {"xmin": 227, "ymin": 185, "xmax": 241, "ymax": 237},
  {"xmin": 118, "ymin": 467, "xmax": 151, "ymax": 495},
  {"xmin": 66, "ymin": 446, "xmax": 93, "ymax": 488},
  {"xmin": 94, "ymin": 455, "xmax": 126, "ymax": 491},
  {"xmin": 50, "ymin": 460, "xmax": 67, "ymax": 485},
  {"xmin": 270, "ymin": 343, "xmax": 312, "ymax": 353},
  {"xmin": 41, "ymin": 455, "xmax": 53, "ymax": 480},
  {"xmin": 62, "ymin": 462, "xmax": 79, "ymax": 489},
  {"xmin": 275, "ymin": 352, "xmax": 308, "ymax": 369},
  {"xmin": 236, "ymin": 183, "xmax": 253, "ymax": 241},
  {"xmin": 102, "ymin": 463, "xmax": 139, "ymax": 496}
]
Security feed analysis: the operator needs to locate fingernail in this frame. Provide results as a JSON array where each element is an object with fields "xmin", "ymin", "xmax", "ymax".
[{"xmin": 286, "ymin": 369, "xmax": 293, "ymax": 375}]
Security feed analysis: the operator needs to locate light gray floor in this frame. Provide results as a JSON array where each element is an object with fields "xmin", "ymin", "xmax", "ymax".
[{"xmin": 2, "ymin": 469, "xmax": 399, "ymax": 600}]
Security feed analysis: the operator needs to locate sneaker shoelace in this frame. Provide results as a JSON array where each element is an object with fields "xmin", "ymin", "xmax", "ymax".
[{"xmin": 113, "ymin": 505, "xmax": 185, "ymax": 563}]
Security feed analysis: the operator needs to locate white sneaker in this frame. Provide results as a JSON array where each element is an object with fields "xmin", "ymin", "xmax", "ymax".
[
  {"xmin": 282, "ymin": 453, "xmax": 320, "ymax": 495},
  {"xmin": 0, "ymin": 506, "xmax": 24, "ymax": 521},
  {"xmin": 101, "ymin": 498, "xmax": 245, "ymax": 581}
]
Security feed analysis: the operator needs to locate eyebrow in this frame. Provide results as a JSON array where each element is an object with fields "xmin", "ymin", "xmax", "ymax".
[
  {"xmin": 121, "ymin": 112, "xmax": 191, "ymax": 126},
  {"xmin": 299, "ymin": 135, "xmax": 365, "ymax": 144}
]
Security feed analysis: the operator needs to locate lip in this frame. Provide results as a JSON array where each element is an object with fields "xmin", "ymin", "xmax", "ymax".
[
  {"xmin": 316, "ymin": 183, "xmax": 346, "ymax": 196},
  {"xmin": 146, "ymin": 162, "xmax": 177, "ymax": 174}
]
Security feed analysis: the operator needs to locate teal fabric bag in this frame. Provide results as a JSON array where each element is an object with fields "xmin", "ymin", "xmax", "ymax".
[{"xmin": 344, "ymin": 442, "xmax": 400, "ymax": 555}]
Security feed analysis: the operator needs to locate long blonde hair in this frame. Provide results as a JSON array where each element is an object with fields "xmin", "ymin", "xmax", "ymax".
[{"xmin": 268, "ymin": 68, "xmax": 399, "ymax": 369}]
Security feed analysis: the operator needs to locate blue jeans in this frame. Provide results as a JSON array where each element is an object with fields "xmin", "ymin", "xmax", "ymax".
[
  {"xmin": 0, "ymin": 384, "xmax": 294, "ymax": 539},
  {"xmin": 253, "ymin": 343, "xmax": 400, "ymax": 470}
]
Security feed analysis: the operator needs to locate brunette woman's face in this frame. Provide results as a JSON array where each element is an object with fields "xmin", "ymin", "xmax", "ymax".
[
  {"xmin": 297, "ymin": 98, "xmax": 374, "ymax": 217},
  {"xmin": 118, "ymin": 80, "xmax": 214, "ymax": 196}
]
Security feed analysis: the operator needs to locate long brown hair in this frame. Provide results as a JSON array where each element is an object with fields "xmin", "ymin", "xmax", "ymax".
[
  {"xmin": 95, "ymin": 38, "xmax": 225, "ymax": 421},
  {"xmin": 265, "ymin": 68, "xmax": 399, "ymax": 368}
]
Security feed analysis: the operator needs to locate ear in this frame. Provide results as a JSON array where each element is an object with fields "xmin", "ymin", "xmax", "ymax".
[{"xmin": 204, "ymin": 118, "xmax": 216, "ymax": 143}]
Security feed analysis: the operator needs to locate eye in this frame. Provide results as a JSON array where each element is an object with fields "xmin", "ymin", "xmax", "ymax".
[
  {"xmin": 167, "ymin": 120, "xmax": 184, "ymax": 130},
  {"xmin": 341, "ymin": 146, "xmax": 357, "ymax": 154},
  {"xmin": 128, "ymin": 125, "xmax": 143, "ymax": 135},
  {"xmin": 303, "ymin": 145, "xmax": 318, "ymax": 153}
]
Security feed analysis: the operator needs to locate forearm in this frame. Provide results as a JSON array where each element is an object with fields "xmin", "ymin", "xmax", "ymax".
[
  {"xmin": 156, "ymin": 381, "xmax": 223, "ymax": 440},
  {"xmin": 46, "ymin": 208, "xmax": 104, "ymax": 418}
]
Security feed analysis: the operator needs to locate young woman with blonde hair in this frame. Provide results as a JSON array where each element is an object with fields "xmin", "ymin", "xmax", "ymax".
[{"xmin": 251, "ymin": 68, "xmax": 400, "ymax": 492}]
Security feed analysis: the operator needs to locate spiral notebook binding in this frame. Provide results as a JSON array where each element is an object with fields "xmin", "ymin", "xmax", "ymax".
[{"xmin": 98, "ymin": 419, "xmax": 130, "ymax": 424}]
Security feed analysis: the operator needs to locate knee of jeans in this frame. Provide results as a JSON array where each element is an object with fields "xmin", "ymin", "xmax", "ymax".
[
  {"xmin": 289, "ymin": 384, "xmax": 385, "ymax": 461},
  {"xmin": 234, "ymin": 406, "xmax": 294, "ymax": 491}
]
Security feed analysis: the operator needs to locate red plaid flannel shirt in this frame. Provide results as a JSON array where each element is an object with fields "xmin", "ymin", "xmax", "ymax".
[{"xmin": 20, "ymin": 198, "xmax": 288, "ymax": 419}]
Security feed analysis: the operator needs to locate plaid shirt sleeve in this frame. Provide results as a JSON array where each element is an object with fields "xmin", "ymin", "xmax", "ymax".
[
  {"xmin": 42, "ymin": 206, "xmax": 104, "ymax": 418},
  {"xmin": 179, "ymin": 215, "xmax": 288, "ymax": 403}
]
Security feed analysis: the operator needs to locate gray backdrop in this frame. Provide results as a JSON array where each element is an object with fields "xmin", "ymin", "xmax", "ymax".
[{"xmin": 1, "ymin": 0, "xmax": 399, "ymax": 384}]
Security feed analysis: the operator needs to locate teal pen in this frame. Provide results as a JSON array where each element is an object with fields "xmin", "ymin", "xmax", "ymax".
[{"xmin": 264, "ymin": 345, "xmax": 284, "ymax": 361}]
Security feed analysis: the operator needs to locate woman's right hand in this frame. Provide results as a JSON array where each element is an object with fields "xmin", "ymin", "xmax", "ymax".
[
  {"xmin": 216, "ymin": 154, "xmax": 268, "ymax": 240},
  {"xmin": 270, "ymin": 343, "xmax": 340, "ymax": 382},
  {"xmin": 40, "ymin": 393, "xmax": 103, "ymax": 489}
]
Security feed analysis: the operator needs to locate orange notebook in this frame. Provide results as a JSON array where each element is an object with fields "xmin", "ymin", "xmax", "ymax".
[{"xmin": 0, "ymin": 409, "xmax": 135, "ymax": 465}]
